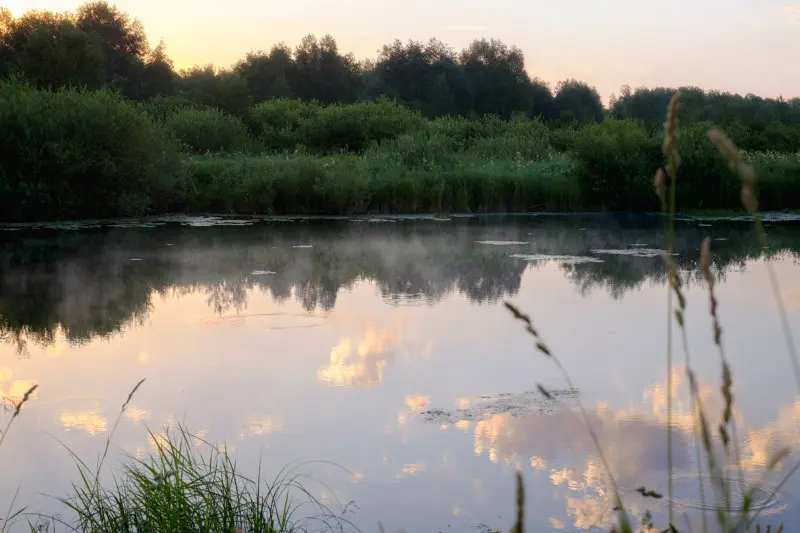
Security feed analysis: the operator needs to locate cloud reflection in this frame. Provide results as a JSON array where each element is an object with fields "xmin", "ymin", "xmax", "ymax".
[
  {"xmin": 430, "ymin": 368, "xmax": 797, "ymax": 529},
  {"xmin": 318, "ymin": 323, "xmax": 403, "ymax": 387}
]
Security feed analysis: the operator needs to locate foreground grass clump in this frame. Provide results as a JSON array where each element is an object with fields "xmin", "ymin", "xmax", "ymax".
[
  {"xmin": 0, "ymin": 81, "xmax": 184, "ymax": 221},
  {"xmin": 61, "ymin": 424, "xmax": 349, "ymax": 533}
]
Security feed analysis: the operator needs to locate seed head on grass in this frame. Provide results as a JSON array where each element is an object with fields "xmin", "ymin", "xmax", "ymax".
[
  {"xmin": 0, "ymin": 383, "xmax": 38, "ymax": 449},
  {"xmin": 503, "ymin": 300, "xmax": 632, "ymax": 533},
  {"xmin": 654, "ymin": 169, "xmax": 667, "ymax": 212}
]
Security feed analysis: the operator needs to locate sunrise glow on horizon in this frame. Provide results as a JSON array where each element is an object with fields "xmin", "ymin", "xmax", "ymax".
[{"xmin": 6, "ymin": 0, "xmax": 800, "ymax": 102}]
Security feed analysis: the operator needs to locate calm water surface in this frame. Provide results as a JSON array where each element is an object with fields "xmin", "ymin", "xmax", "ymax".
[{"xmin": 1, "ymin": 214, "xmax": 800, "ymax": 532}]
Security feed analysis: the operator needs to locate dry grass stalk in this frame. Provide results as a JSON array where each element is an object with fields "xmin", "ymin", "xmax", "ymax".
[
  {"xmin": 503, "ymin": 301, "xmax": 632, "ymax": 532},
  {"xmin": 511, "ymin": 469, "xmax": 524, "ymax": 533},
  {"xmin": 707, "ymin": 128, "xmax": 800, "ymax": 396},
  {"xmin": 0, "ymin": 383, "xmax": 38, "ymax": 449},
  {"xmin": 660, "ymin": 92, "xmax": 681, "ymax": 531}
]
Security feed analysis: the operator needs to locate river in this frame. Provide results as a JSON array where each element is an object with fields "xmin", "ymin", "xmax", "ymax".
[{"xmin": 1, "ymin": 214, "xmax": 799, "ymax": 532}]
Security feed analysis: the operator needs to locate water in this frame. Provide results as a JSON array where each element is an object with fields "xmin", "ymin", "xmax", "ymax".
[{"xmin": 1, "ymin": 214, "xmax": 800, "ymax": 532}]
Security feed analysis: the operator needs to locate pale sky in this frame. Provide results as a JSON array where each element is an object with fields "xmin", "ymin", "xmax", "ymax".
[{"xmin": 8, "ymin": 0, "xmax": 800, "ymax": 102}]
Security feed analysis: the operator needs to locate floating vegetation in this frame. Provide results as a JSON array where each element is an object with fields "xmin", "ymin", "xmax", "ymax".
[
  {"xmin": 590, "ymin": 248, "xmax": 677, "ymax": 258},
  {"xmin": 476, "ymin": 241, "xmax": 529, "ymax": 246},
  {"xmin": 420, "ymin": 388, "xmax": 579, "ymax": 425},
  {"xmin": 509, "ymin": 254, "xmax": 604, "ymax": 265}
]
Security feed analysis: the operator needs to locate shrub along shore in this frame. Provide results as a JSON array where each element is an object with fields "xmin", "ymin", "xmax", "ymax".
[{"xmin": 1, "ymin": 80, "xmax": 799, "ymax": 221}]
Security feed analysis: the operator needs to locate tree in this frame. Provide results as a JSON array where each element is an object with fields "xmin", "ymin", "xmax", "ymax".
[
  {"xmin": 370, "ymin": 38, "xmax": 470, "ymax": 116},
  {"xmin": 11, "ymin": 22, "xmax": 105, "ymax": 89},
  {"xmin": 235, "ymin": 44, "xmax": 297, "ymax": 103},
  {"xmin": 292, "ymin": 34, "xmax": 360, "ymax": 104},
  {"xmin": 75, "ymin": 1, "xmax": 147, "ymax": 82},
  {"xmin": 179, "ymin": 65, "xmax": 251, "ymax": 116},
  {"xmin": 123, "ymin": 40, "xmax": 177, "ymax": 100},
  {"xmin": 459, "ymin": 38, "xmax": 532, "ymax": 118},
  {"xmin": 553, "ymin": 79, "xmax": 604, "ymax": 124},
  {"xmin": 0, "ymin": 8, "xmax": 12, "ymax": 78},
  {"xmin": 529, "ymin": 78, "xmax": 554, "ymax": 120}
]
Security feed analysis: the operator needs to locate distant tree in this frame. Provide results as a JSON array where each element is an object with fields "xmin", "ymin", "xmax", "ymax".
[
  {"xmin": 11, "ymin": 22, "xmax": 105, "ymax": 89},
  {"xmin": 235, "ymin": 44, "xmax": 297, "ymax": 103},
  {"xmin": 458, "ymin": 38, "xmax": 532, "ymax": 118},
  {"xmin": 179, "ymin": 65, "xmax": 251, "ymax": 116},
  {"xmin": 0, "ymin": 8, "xmax": 12, "ymax": 78},
  {"xmin": 292, "ymin": 34, "xmax": 360, "ymax": 104},
  {"xmin": 529, "ymin": 78, "xmax": 554, "ymax": 120},
  {"xmin": 370, "ymin": 38, "xmax": 470, "ymax": 116},
  {"xmin": 553, "ymin": 79, "xmax": 604, "ymax": 124},
  {"xmin": 75, "ymin": 1, "xmax": 147, "ymax": 82},
  {"xmin": 123, "ymin": 40, "xmax": 177, "ymax": 100}
]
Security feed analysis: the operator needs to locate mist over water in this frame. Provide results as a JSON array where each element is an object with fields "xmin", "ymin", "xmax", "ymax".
[{"xmin": 1, "ymin": 214, "xmax": 800, "ymax": 531}]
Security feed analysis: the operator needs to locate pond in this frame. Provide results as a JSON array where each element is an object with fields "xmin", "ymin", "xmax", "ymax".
[{"xmin": 1, "ymin": 214, "xmax": 800, "ymax": 532}]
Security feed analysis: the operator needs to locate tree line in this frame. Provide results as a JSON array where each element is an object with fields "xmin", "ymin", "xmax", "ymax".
[{"xmin": 2, "ymin": 1, "xmax": 799, "ymax": 134}]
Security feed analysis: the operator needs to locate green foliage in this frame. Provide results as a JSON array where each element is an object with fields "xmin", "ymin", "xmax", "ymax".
[
  {"xmin": 179, "ymin": 65, "xmax": 251, "ymax": 117},
  {"xmin": 64, "ymin": 424, "xmax": 339, "ymax": 533},
  {"xmin": 553, "ymin": 79, "xmax": 604, "ymax": 124},
  {"xmin": 248, "ymin": 97, "xmax": 423, "ymax": 153},
  {"xmin": 10, "ymin": 21, "xmax": 105, "ymax": 89},
  {"xmin": 166, "ymin": 107, "xmax": 252, "ymax": 154},
  {"xmin": 565, "ymin": 120, "xmax": 661, "ymax": 210},
  {"xmin": 247, "ymin": 98, "xmax": 322, "ymax": 151},
  {"xmin": 185, "ymin": 150, "xmax": 580, "ymax": 215},
  {"xmin": 0, "ymin": 81, "xmax": 184, "ymax": 221}
]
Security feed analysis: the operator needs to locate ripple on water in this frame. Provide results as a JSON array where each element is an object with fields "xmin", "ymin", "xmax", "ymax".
[
  {"xmin": 476, "ymin": 240, "xmax": 529, "ymax": 246},
  {"xmin": 665, "ymin": 473, "xmax": 779, "ymax": 513}
]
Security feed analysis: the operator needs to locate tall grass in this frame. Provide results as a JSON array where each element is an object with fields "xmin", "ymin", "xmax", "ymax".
[
  {"xmin": 59, "ymin": 425, "xmax": 350, "ymax": 533},
  {"xmin": 501, "ymin": 94, "xmax": 797, "ymax": 533}
]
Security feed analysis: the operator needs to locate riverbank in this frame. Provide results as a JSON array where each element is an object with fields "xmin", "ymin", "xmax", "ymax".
[{"xmin": 2, "ymin": 81, "xmax": 799, "ymax": 221}]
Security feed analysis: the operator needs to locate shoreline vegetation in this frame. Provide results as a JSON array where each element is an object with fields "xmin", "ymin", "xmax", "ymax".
[{"xmin": 1, "ymin": 2, "xmax": 800, "ymax": 221}]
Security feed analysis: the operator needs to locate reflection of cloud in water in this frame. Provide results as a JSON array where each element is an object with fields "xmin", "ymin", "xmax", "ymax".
[
  {"xmin": 0, "ymin": 368, "xmax": 38, "ymax": 405},
  {"xmin": 426, "ymin": 370, "xmax": 798, "ymax": 529},
  {"xmin": 248, "ymin": 417, "xmax": 285, "ymax": 435},
  {"xmin": 405, "ymin": 395, "xmax": 430, "ymax": 412},
  {"xmin": 60, "ymin": 410, "xmax": 108, "ymax": 436},
  {"xmin": 124, "ymin": 407, "xmax": 150, "ymax": 424},
  {"xmin": 318, "ymin": 323, "xmax": 403, "ymax": 387},
  {"xmin": 396, "ymin": 463, "xmax": 427, "ymax": 479}
]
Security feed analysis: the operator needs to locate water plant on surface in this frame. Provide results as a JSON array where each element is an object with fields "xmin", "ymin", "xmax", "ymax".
[{"xmin": 502, "ymin": 94, "xmax": 797, "ymax": 532}]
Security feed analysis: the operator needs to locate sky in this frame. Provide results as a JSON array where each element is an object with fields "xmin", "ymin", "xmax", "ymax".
[{"xmin": 7, "ymin": 0, "xmax": 800, "ymax": 102}]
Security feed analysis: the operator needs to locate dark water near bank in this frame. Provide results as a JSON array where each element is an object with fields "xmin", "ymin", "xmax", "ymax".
[{"xmin": 1, "ymin": 213, "xmax": 800, "ymax": 532}]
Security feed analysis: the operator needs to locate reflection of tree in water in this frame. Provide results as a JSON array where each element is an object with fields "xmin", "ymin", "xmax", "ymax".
[{"xmin": 0, "ymin": 216, "xmax": 799, "ymax": 346}]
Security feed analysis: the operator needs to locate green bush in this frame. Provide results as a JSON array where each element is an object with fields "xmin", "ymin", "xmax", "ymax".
[
  {"xmin": 247, "ymin": 98, "xmax": 322, "ymax": 151},
  {"xmin": 142, "ymin": 94, "xmax": 202, "ymax": 122},
  {"xmin": 301, "ymin": 97, "xmax": 425, "ymax": 153},
  {"xmin": 165, "ymin": 107, "xmax": 252, "ymax": 154},
  {"xmin": 566, "ymin": 119, "xmax": 661, "ymax": 211},
  {"xmin": 0, "ymin": 81, "xmax": 184, "ymax": 221},
  {"xmin": 747, "ymin": 151, "xmax": 800, "ymax": 210}
]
